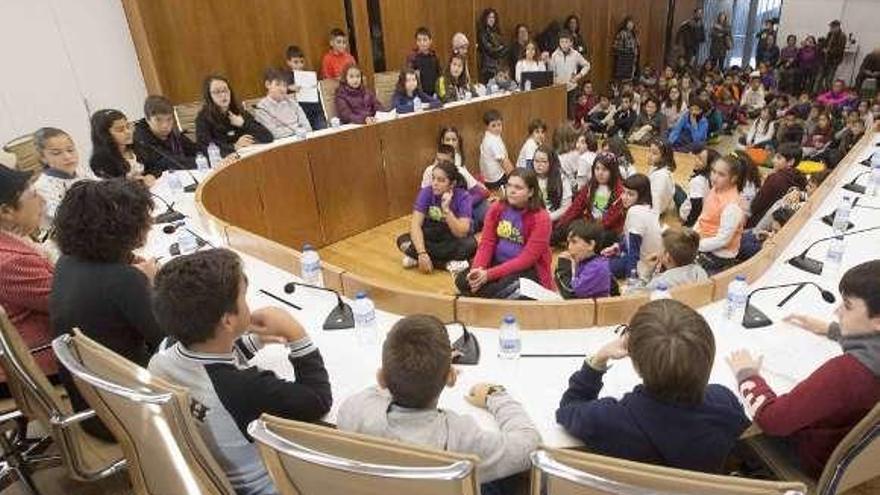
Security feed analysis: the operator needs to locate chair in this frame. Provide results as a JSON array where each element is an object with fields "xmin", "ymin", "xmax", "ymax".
[
  {"xmin": 530, "ymin": 448, "xmax": 807, "ymax": 495},
  {"xmin": 746, "ymin": 401, "xmax": 880, "ymax": 495},
  {"xmin": 318, "ymin": 79, "xmax": 339, "ymax": 122},
  {"xmin": 249, "ymin": 414, "xmax": 480, "ymax": 495},
  {"xmin": 52, "ymin": 330, "xmax": 235, "ymax": 495},
  {"xmin": 2, "ymin": 134, "xmax": 41, "ymax": 173},
  {"xmin": 0, "ymin": 307, "xmax": 125, "ymax": 493},
  {"xmin": 373, "ymin": 70, "xmax": 399, "ymax": 109},
  {"xmin": 173, "ymin": 101, "xmax": 203, "ymax": 141}
]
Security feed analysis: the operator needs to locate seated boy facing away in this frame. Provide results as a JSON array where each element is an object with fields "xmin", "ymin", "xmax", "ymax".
[
  {"xmin": 148, "ymin": 249, "xmax": 332, "ymax": 495},
  {"xmin": 643, "ymin": 228, "xmax": 709, "ymax": 291},
  {"xmin": 337, "ymin": 314, "xmax": 540, "ymax": 489},
  {"xmin": 728, "ymin": 260, "xmax": 880, "ymax": 477},
  {"xmin": 556, "ymin": 299, "xmax": 750, "ymax": 473}
]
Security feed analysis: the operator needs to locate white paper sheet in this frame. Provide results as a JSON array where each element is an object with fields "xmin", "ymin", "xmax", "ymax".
[
  {"xmin": 293, "ymin": 70, "xmax": 319, "ymax": 103},
  {"xmin": 519, "ymin": 277, "xmax": 563, "ymax": 301}
]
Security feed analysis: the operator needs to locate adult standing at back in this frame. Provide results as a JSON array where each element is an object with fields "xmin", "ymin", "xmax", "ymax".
[
  {"xmin": 476, "ymin": 8, "xmax": 508, "ymax": 84},
  {"xmin": 563, "ymin": 15, "xmax": 587, "ymax": 57},
  {"xmin": 709, "ymin": 12, "xmax": 732, "ymax": 70},
  {"xmin": 819, "ymin": 20, "xmax": 847, "ymax": 92},
  {"xmin": 612, "ymin": 17, "xmax": 640, "ymax": 82},
  {"xmin": 676, "ymin": 8, "xmax": 706, "ymax": 67}
]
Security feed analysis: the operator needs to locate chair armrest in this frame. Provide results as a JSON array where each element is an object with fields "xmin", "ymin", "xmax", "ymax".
[
  {"xmin": 29, "ymin": 343, "xmax": 52, "ymax": 354},
  {"xmin": 50, "ymin": 409, "xmax": 97, "ymax": 428}
]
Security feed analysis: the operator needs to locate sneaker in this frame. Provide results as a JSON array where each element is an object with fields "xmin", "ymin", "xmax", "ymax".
[
  {"xmin": 445, "ymin": 260, "xmax": 469, "ymax": 274},
  {"xmin": 402, "ymin": 255, "xmax": 418, "ymax": 268}
]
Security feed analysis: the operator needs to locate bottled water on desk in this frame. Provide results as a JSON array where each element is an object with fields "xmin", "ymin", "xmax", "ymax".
[
  {"xmin": 650, "ymin": 282, "xmax": 671, "ymax": 300},
  {"xmin": 868, "ymin": 160, "xmax": 880, "ymax": 197},
  {"xmin": 498, "ymin": 315, "xmax": 522, "ymax": 360},
  {"xmin": 167, "ymin": 172, "xmax": 183, "ymax": 200},
  {"xmin": 295, "ymin": 126, "xmax": 308, "ymax": 140},
  {"xmin": 300, "ymin": 244, "xmax": 323, "ymax": 287},
  {"xmin": 524, "ymin": 79, "xmax": 532, "ymax": 91},
  {"xmin": 353, "ymin": 292, "xmax": 378, "ymax": 346},
  {"xmin": 412, "ymin": 96, "xmax": 422, "ymax": 112},
  {"xmin": 724, "ymin": 275, "xmax": 748, "ymax": 324},
  {"xmin": 330, "ymin": 117, "xmax": 341, "ymax": 128},
  {"xmin": 832, "ymin": 195, "xmax": 853, "ymax": 234},
  {"xmin": 826, "ymin": 235, "xmax": 845, "ymax": 267},
  {"xmin": 177, "ymin": 225, "xmax": 198, "ymax": 255},
  {"xmin": 195, "ymin": 153, "xmax": 209, "ymax": 171},
  {"xmin": 207, "ymin": 143, "xmax": 222, "ymax": 169},
  {"xmin": 488, "ymin": 81, "xmax": 499, "ymax": 95},
  {"xmin": 625, "ymin": 268, "xmax": 641, "ymax": 294}
]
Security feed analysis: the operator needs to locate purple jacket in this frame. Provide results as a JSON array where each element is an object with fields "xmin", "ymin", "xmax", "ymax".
[
  {"xmin": 798, "ymin": 46, "xmax": 820, "ymax": 71},
  {"xmin": 335, "ymin": 84, "xmax": 384, "ymax": 124},
  {"xmin": 572, "ymin": 256, "xmax": 612, "ymax": 298}
]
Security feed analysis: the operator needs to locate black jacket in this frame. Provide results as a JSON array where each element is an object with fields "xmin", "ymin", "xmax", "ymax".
[
  {"xmin": 133, "ymin": 119, "xmax": 200, "ymax": 177},
  {"xmin": 195, "ymin": 109, "xmax": 273, "ymax": 157}
]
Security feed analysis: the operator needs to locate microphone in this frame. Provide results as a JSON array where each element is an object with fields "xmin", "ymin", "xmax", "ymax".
[
  {"xmin": 168, "ymin": 227, "xmax": 216, "ymax": 256},
  {"xmin": 254, "ymin": 104, "xmax": 302, "ymax": 137},
  {"xmin": 820, "ymin": 196, "xmax": 859, "ymax": 230},
  {"xmin": 842, "ymin": 171, "xmax": 870, "ymax": 194},
  {"xmin": 788, "ymin": 225, "xmax": 880, "ymax": 275},
  {"xmin": 135, "ymin": 136, "xmax": 199, "ymax": 193},
  {"xmin": 149, "ymin": 192, "xmax": 185, "ymax": 224},
  {"xmin": 742, "ymin": 282, "xmax": 836, "ymax": 329},
  {"xmin": 283, "ymin": 281, "xmax": 354, "ymax": 330}
]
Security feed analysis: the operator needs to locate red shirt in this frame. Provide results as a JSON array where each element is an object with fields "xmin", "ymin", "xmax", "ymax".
[{"xmin": 321, "ymin": 50, "xmax": 356, "ymax": 80}]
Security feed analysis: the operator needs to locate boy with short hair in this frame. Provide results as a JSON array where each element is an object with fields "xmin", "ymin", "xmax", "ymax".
[
  {"xmin": 549, "ymin": 30, "xmax": 591, "ymax": 117},
  {"xmin": 406, "ymin": 27, "xmax": 441, "ymax": 98},
  {"xmin": 728, "ymin": 260, "xmax": 880, "ymax": 476},
  {"xmin": 337, "ymin": 314, "xmax": 540, "ymax": 487},
  {"xmin": 254, "ymin": 68, "xmax": 312, "ymax": 139},
  {"xmin": 740, "ymin": 72, "xmax": 767, "ymax": 118},
  {"xmin": 747, "ymin": 142, "xmax": 806, "ymax": 228},
  {"xmin": 516, "ymin": 118, "xmax": 547, "ymax": 169},
  {"xmin": 320, "ymin": 28, "xmax": 356, "ymax": 80},
  {"xmin": 148, "ymin": 249, "xmax": 332, "ymax": 495},
  {"xmin": 644, "ymin": 228, "xmax": 709, "ymax": 290},
  {"xmin": 479, "ymin": 109, "xmax": 513, "ymax": 190},
  {"xmin": 486, "ymin": 64, "xmax": 518, "ymax": 93},
  {"xmin": 133, "ymin": 94, "xmax": 201, "ymax": 176},
  {"xmin": 284, "ymin": 45, "xmax": 327, "ymax": 130},
  {"xmin": 557, "ymin": 299, "xmax": 749, "ymax": 472}
]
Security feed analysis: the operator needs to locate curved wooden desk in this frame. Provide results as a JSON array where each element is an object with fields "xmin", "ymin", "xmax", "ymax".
[{"xmin": 197, "ymin": 85, "xmax": 872, "ymax": 329}]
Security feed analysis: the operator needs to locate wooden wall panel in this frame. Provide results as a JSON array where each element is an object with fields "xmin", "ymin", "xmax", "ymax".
[
  {"xmin": 122, "ymin": 0, "xmax": 347, "ymax": 104},
  {"xmin": 306, "ymin": 125, "xmax": 390, "ymax": 244}
]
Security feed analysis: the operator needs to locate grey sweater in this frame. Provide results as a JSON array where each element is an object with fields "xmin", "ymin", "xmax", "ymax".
[
  {"xmin": 336, "ymin": 386, "xmax": 541, "ymax": 483},
  {"xmin": 645, "ymin": 263, "xmax": 709, "ymax": 291}
]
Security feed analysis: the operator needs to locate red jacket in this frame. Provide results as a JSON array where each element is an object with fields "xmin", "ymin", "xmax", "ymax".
[
  {"xmin": 0, "ymin": 232, "xmax": 58, "ymax": 381},
  {"xmin": 472, "ymin": 202, "xmax": 554, "ymax": 290},
  {"xmin": 737, "ymin": 352, "xmax": 880, "ymax": 476},
  {"xmin": 558, "ymin": 181, "xmax": 626, "ymax": 234},
  {"xmin": 320, "ymin": 50, "xmax": 356, "ymax": 80}
]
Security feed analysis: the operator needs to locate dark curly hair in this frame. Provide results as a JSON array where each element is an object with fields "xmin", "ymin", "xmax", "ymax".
[{"xmin": 53, "ymin": 178, "xmax": 154, "ymax": 263}]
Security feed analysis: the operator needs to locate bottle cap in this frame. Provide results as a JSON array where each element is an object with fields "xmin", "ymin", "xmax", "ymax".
[
  {"xmin": 656, "ymin": 282, "xmax": 668, "ymax": 290},
  {"xmin": 356, "ymin": 291, "xmax": 367, "ymax": 299},
  {"xmin": 303, "ymin": 243, "xmax": 314, "ymax": 251},
  {"xmin": 735, "ymin": 275, "xmax": 746, "ymax": 281},
  {"xmin": 503, "ymin": 315, "xmax": 516, "ymax": 324}
]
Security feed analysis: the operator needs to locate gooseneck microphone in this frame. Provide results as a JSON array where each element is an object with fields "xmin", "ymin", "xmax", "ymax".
[
  {"xmin": 135, "ymin": 136, "xmax": 199, "ymax": 192},
  {"xmin": 788, "ymin": 225, "xmax": 880, "ymax": 275},
  {"xmin": 842, "ymin": 171, "xmax": 871, "ymax": 194},
  {"xmin": 149, "ymin": 192, "xmax": 185, "ymax": 224},
  {"xmin": 742, "ymin": 282, "xmax": 836, "ymax": 329},
  {"xmin": 821, "ymin": 196, "xmax": 859, "ymax": 230},
  {"xmin": 283, "ymin": 282, "xmax": 354, "ymax": 330}
]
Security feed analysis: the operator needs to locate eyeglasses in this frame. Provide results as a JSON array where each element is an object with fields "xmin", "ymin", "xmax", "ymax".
[{"xmin": 210, "ymin": 88, "xmax": 231, "ymax": 96}]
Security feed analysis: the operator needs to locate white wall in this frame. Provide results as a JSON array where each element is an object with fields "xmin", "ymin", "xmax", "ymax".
[
  {"xmin": 778, "ymin": 0, "xmax": 880, "ymax": 85},
  {"xmin": 0, "ymin": 0, "xmax": 146, "ymax": 164}
]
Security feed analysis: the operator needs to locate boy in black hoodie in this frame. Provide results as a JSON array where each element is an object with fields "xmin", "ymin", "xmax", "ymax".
[{"xmin": 406, "ymin": 27, "xmax": 441, "ymax": 98}]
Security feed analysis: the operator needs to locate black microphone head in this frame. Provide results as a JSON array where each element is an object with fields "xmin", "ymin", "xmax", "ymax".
[
  {"xmin": 162, "ymin": 224, "xmax": 176, "ymax": 234},
  {"xmin": 821, "ymin": 290, "xmax": 836, "ymax": 303},
  {"xmin": 283, "ymin": 282, "xmax": 296, "ymax": 294}
]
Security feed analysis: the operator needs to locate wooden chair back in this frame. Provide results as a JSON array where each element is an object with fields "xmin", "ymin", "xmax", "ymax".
[
  {"xmin": 817, "ymin": 401, "xmax": 880, "ymax": 494},
  {"xmin": 318, "ymin": 79, "xmax": 340, "ymax": 122},
  {"xmin": 3, "ymin": 134, "xmax": 41, "ymax": 173},
  {"xmin": 373, "ymin": 71, "xmax": 399, "ymax": 109},
  {"xmin": 174, "ymin": 101, "xmax": 203, "ymax": 141}
]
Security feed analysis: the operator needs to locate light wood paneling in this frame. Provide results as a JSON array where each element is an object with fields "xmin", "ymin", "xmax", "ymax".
[
  {"xmin": 595, "ymin": 292, "xmax": 650, "ymax": 325},
  {"xmin": 454, "ymin": 298, "xmax": 595, "ymax": 330},
  {"xmin": 711, "ymin": 244, "xmax": 777, "ymax": 301},
  {"xmin": 669, "ymin": 279, "xmax": 715, "ymax": 308},
  {"xmin": 341, "ymin": 272, "xmax": 456, "ymax": 322},
  {"xmin": 122, "ymin": 0, "xmax": 347, "ymax": 103}
]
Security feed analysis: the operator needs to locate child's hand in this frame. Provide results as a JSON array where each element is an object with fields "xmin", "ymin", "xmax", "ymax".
[
  {"xmin": 782, "ymin": 314, "xmax": 829, "ymax": 335},
  {"xmin": 365, "ymin": 116, "xmax": 377, "ymax": 125},
  {"xmin": 440, "ymin": 191, "xmax": 453, "ymax": 211},
  {"xmin": 726, "ymin": 349, "xmax": 763, "ymax": 378},
  {"xmin": 288, "ymin": 84, "xmax": 301, "ymax": 94},
  {"xmin": 234, "ymin": 135, "xmax": 255, "ymax": 150},
  {"xmin": 228, "ymin": 112, "xmax": 245, "ymax": 128},
  {"xmin": 417, "ymin": 252, "xmax": 433, "ymax": 274},
  {"xmin": 600, "ymin": 243, "xmax": 620, "ymax": 257},
  {"xmin": 754, "ymin": 230, "xmax": 770, "ymax": 241},
  {"xmin": 466, "ymin": 268, "xmax": 488, "ymax": 292},
  {"xmin": 466, "ymin": 383, "xmax": 501, "ymax": 409},
  {"xmin": 594, "ymin": 336, "xmax": 628, "ymax": 368},
  {"xmin": 644, "ymin": 252, "xmax": 660, "ymax": 266},
  {"xmin": 558, "ymin": 251, "xmax": 572, "ymax": 260}
]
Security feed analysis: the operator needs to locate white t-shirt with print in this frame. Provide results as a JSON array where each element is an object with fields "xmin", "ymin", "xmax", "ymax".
[{"xmin": 480, "ymin": 132, "xmax": 508, "ymax": 183}]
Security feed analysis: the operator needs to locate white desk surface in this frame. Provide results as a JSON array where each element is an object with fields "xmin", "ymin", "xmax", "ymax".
[{"xmin": 143, "ymin": 135, "xmax": 880, "ymax": 448}]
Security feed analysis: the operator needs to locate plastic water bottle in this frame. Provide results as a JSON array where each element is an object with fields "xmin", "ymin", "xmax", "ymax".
[
  {"xmin": 498, "ymin": 315, "xmax": 522, "ymax": 360},
  {"xmin": 832, "ymin": 195, "xmax": 853, "ymax": 234},
  {"xmin": 625, "ymin": 268, "xmax": 641, "ymax": 294},
  {"xmin": 412, "ymin": 96, "xmax": 422, "ymax": 112},
  {"xmin": 300, "ymin": 244, "xmax": 323, "ymax": 287},
  {"xmin": 295, "ymin": 126, "xmax": 308, "ymax": 140},
  {"xmin": 488, "ymin": 81, "xmax": 499, "ymax": 95},
  {"xmin": 826, "ymin": 235, "xmax": 845, "ymax": 267},
  {"xmin": 177, "ymin": 226, "xmax": 198, "ymax": 255},
  {"xmin": 167, "ymin": 172, "xmax": 183, "ymax": 199},
  {"xmin": 353, "ymin": 292, "xmax": 378, "ymax": 346},
  {"xmin": 724, "ymin": 275, "xmax": 748, "ymax": 323},
  {"xmin": 650, "ymin": 282, "xmax": 671, "ymax": 300},
  {"xmin": 207, "ymin": 142, "xmax": 222, "ymax": 169},
  {"xmin": 524, "ymin": 79, "xmax": 532, "ymax": 91},
  {"xmin": 195, "ymin": 153, "xmax": 209, "ymax": 171},
  {"xmin": 330, "ymin": 117, "xmax": 341, "ymax": 128},
  {"xmin": 868, "ymin": 160, "xmax": 880, "ymax": 197}
]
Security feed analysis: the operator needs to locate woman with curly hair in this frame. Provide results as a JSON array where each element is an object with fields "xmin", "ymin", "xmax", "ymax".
[{"xmin": 50, "ymin": 178, "xmax": 163, "ymax": 440}]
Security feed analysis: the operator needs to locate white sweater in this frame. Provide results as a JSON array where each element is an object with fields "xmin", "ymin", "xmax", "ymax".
[
  {"xmin": 33, "ymin": 169, "xmax": 81, "ymax": 228},
  {"xmin": 698, "ymin": 203, "xmax": 744, "ymax": 258},
  {"xmin": 648, "ymin": 166, "xmax": 675, "ymax": 215}
]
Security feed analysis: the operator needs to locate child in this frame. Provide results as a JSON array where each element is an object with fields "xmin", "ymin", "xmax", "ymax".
[
  {"xmin": 337, "ymin": 314, "xmax": 540, "ymax": 488},
  {"xmin": 606, "ymin": 173, "xmax": 663, "ymax": 280},
  {"xmin": 668, "ymin": 101, "xmax": 709, "ymax": 152},
  {"xmin": 334, "ymin": 64, "xmax": 383, "ymax": 124},
  {"xmin": 817, "ymin": 79, "xmax": 856, "ymax": 111},
  {"xmin": 628, "ymin": 97, "xmax": 666, "ymax": 145},
  {"xmin": 398, "ymin": 160, "xmax": 476, "ymax": 274},
  {"xmin": 575, "ymin": 132, "xmax": 599, "ymax": 190},
  {"xmin": 555, "ymin": 220, "xmax": 615, "ymax": 299},
  {"xmin": 549, "ymin": 30, "xmax": 591, "ymax": 111},
  {"xmin": 776, "ymin": 111, "xmax": 805, "ymax": 146},
  {"xmin": 573, "ymin": 81, "xmax": 597, "ymax": 129},
  {"xmin": 254, "ymin": 68, "xmax": 312, "ymax": 139},
  {"xmin": 32, "ymin": 128, "xmax": 82, "ymax": 228},
  {"xmin": 514, "ymin": 40, "xmax": 546, "ymax": 86},
  {"xmin": 740, "ymin": 72, "xmax": 766, "ymax": 118},
  {"xmin": 586, "ymin": 95, "xmax": 615, "ymax": 134},
  {"xmin": 680, "ymin": 145, "xmax": 720, "ymax": 227},
  {"xmin": 89, "ymin": 109, "xmax": 155, "ymax": 185},
  {"xmin": 739, "ymin": 106, "xmax": 776, "ymax": 149},
  {"xmin": 646, "ymin": 138, "xmax": 676, "ymax": 216},
  {"xmin": 479, "ymin": 109, "xmax": 513, "ymax": 190},
  {"xmin": 391, "ymin": 69, "xmax": 441, "ymax": 114},
  {"xmin": 406, "ymin": 27, "xmax": 441, "ymax": 98},
  {"xmin": 556, "ymin": 124, "xmax": 592, "ymax": 192},
  {"xmin": 747, "ymin": 142, "xmax": 806, "ymax": 228},
  {"xmin": 133, "ymin": 95, "xmax": 202, "ymax": 177},
  {"xmin": 644, "ymin": 228, "xmax": 709, "ymax": 290},
  {"xmin": 532, "ymin": 145, "xmax": 572, "ymax": 222},
  {"xmin": 436, "ymin": 54, "xmax": 476, "ymax": 104},
  {"xmin": 487, "ymin": 65, "xmax": 518, "ymax": 93},
  {"xmin": 695, "ymin": 154, "xmax": 745, "ymax": 274},
  {"xmin": 284, "ymin": 45, "xmax": 327, "ymax": 130},
  {"xmin": 554, "ymin": 152, "xmax": 625, "ymax": 245},
  {"xmin": 606, "ymin": 93, "xmax": 638, "ymax": 138},
  {"xmin": 148, "ymin": 249, "xmax": 332, "ymax": 495},
  {"xmin": 804, "ymin": 112, "xmax": 834, "ymax": 156},
  {"xmin": 558, "ymin": 299, "xmax": 749, "ymax": 472},
  {"xmin": 728, "ymin": 260, "xmax": 880, "ymax": 476},
  {"xmin": 196, "ymin": 76, "xmax": 273, "ymax": 157},
  {"xmin": 603, "ymin": 136, "xmax": 635, "ymax": 179},
  {"xmin": 320, "ymin": 28, "xmax": 356, "ymax": 80},
  {"xmin": 660, "ymin": 87, "xmax": 687, "ymax": 128},
  {"xmin": 516, "ymin": 118, "xmax": 547, "ymax": 169},
  {"xmin": 738, "ymin": 206, "xmax": 794, "ymax": 260}
]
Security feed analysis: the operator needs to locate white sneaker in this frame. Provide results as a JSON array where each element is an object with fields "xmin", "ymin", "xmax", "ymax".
[
  {"xmin": 445, "ymin": 260, "xmax": 469, "ymax": 274},
  {"xmin": 402, "ymin": 255, "xmax": 418, "ymax": 268}
]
